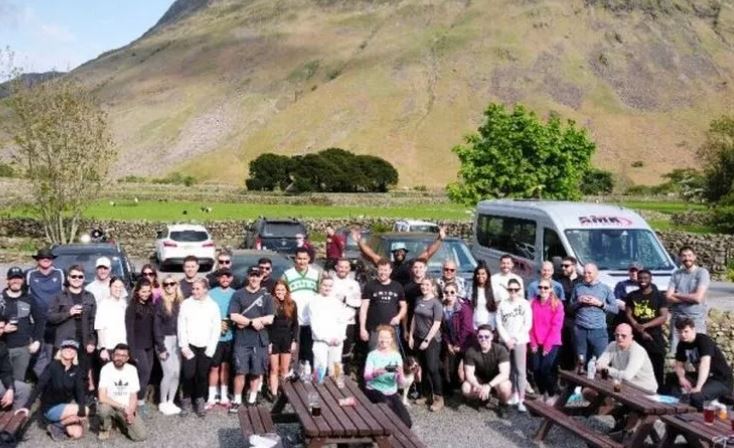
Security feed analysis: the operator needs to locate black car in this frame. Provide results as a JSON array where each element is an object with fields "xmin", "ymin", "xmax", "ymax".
[
  {"xmin": 244, "ymin": 218, "xmax": 308, "ymax": 255},
  {"xmin": 50, "ymin": 243, "xmax": 137, "ymax": 288},
  {"xmin": 230, "ymin": 249, "xmax": 294, "ymax": 282}
]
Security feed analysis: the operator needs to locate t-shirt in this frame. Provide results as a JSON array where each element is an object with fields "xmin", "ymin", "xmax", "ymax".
[
  {"xmin": 625, "ymin": 288, "xmax": 667, "ymax": 353},
  {"xmin": 412, "ymin": 297, "xmax": 442, "ymax": 342},
  {"xmin": 229, "ymin": 288, "xmax": 274, "ymax": 347},
  {"xmin": 391, "ymin": 259, "xmax": 415, "ymax": 286},
  {"xmin": 363, "ymin": 280, "xmax": 405, "ymax": 332},
  {"xmin": 365, "ymin": 349, "xmax": 403, "ymax": 395},
  {"xmin": 464, "ymin": 343, "xmax": 509, "ymax": 383},
  {"xmin": 282, "ymin": 267, "xmax": 320, "ymax": 326},
  {"xmin": 180, "ymin": 279, "xmax": 196, "ymax": 299},
  {"xmin": 99, "ymin": 363, "xmax": 140, "ymax": 407},
  {"xmin": 675, "ymin": 333, "xmax": 732, "ymax": 385},
  {"xmin": 94, "ymin": 297, "xmax": 128, "ymax": 349},
  {"xmin": 209, "ymin": 287, "xmax": 235, "ymax": 342},
  {"xmin": 669, "ymin": 266, "xmax": 710, "ymax": 319}
]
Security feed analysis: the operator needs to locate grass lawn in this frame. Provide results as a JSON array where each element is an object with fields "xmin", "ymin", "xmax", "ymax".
[{"xmin": 615, "ymin": 200, "xmax": 707, "ymax": 214}]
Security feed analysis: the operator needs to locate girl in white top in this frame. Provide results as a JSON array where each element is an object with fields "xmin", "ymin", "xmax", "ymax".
[
  {"xmin": 94, "ymin": 277, "xmax": 128, "ymax": 361},
  {"xmin": 308, "ymin": 276, "xmax": 351, "ymax": 376},
  {"xmin": 467, "ymin": 264, "xmax": 497, "ymax": 330},
  {"xmin": 496, "ymin": 278, "xmax": 532, "ymax": 412}
]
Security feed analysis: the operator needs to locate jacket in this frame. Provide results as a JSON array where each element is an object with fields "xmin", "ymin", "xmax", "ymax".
[
  {"xmin": 441, "ymin": 298, "xmax": 474, "ymax": 352},
  {"xmin": 0, "ymin": 289, "xmax": 44, "ymax": 348},
  {"xmin": 47, "ymin": 289, "xmax": 97, "ymax": 348},
  {"xmin": 529, "ymin": 296, "xmax": 565, "ymax": 350},
  {"xmin": 0, "ymin": 342, "xmax": 15, "ymax": 392}
]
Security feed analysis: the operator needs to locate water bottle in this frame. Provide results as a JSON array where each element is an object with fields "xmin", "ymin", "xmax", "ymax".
[
  {"xmin": 587, "ymin": 356, "xmax": 597, "ymax": 380},
  {"xmin": 302, "ymin": 361, "xmax": 312, "ymax": 383}
]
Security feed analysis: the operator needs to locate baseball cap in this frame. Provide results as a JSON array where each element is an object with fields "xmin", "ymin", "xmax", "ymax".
[
  {"xmin": 390, "ymin": 242, "xmax": 409, "ymax": 253},
  {"xmin": 96, "ymin": 257, "xmax": 112, "ymax": 269},
  {"xmin": 6, "ymin": 267, "xmax": 24, "ymax": 279},
  {"xmin": 216, "ymin": 267, "xmax": 233, "ymax": 277},
  {"xmin": 247, "ymin": 266, "xmax": 261, "ymax": 276},
  {"xmin": 60, "ymin": 340, "xmax": 79, "ymax": 350},
  {"xmin": 628, "ymin": 262, "xmax": 643, "ymax": 271}
]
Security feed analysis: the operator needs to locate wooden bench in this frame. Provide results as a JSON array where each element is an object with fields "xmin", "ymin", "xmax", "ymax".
[
  {"xmin": 238, "ymin": 405, "xmax": 276, "ymax": 441},
  {"xmin": 374, "ymin": 403, "xmax": 427, "ymax": 448},
  {"xmin": 660, "ymin": 413, "xmax": 734, "ymax": 448},
  {"xmin": 525, "ymin": 399, "xmax": 624, "ymax": 448}
]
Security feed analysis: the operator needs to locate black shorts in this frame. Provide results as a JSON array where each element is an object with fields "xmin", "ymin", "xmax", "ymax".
[
  {"xmin": 234, "ymin": 345, "xmax": 267, "ymax": 375},
  {"xmin": 211, "ymin": 340, "xmax": 233, "ymax": 367},
  {"xmin": 270, "ymin": 335, "xmax": 294, "ymax": 355}
]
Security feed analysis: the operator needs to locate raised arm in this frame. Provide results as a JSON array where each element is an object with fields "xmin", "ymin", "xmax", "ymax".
[
  {"xmin": 415, "ymin": 227, "xmax": 446, "ymax": 261},
  {"xmin": 352, "ymin": 229, "xmax": 381, "ymax": 266}
]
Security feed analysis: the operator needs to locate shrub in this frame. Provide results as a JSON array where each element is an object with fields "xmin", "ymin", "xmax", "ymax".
[
  {"xmin": 581, "ymin": 168, "xmax": 614, "ymax": 195},
  {"xmin": 0, "ymin": 162, "xmax": 15, "ymax": 177}
]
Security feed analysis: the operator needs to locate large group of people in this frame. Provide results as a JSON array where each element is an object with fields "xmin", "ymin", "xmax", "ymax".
[{"xmin": 0, "ymin": 233, "xmax": 731, "ymax": 442}]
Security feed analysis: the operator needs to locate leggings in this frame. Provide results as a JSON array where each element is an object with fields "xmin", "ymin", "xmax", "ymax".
[
  {"xmin": 509, "ymin": 343, "xmax": 527, "ymax": 397},
  {"xmin": 365, "ymin": 388, "xmax": 412, "ymax": 428},
  {"xmin": 160, "ymin": 335, "xmax": 181, "ymax": 403},
  {"xmin": 132, "ymin": 347, "xmax": 154, "ymax": 401},
  {"xmin": 417, "ymin": 338, "xmax": 442, "ymax": 397},
  {"xmin": 298, "ymin": 326, "xmax": 314, "ymax": 366},
  {"xmin": 182, "ymin": 345, "xmax": 211, "ymax": 401}
]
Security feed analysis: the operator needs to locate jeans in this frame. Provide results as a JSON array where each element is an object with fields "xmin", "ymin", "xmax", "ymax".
[
  {"xmin": 531, "ymin": 346, "xmax": 560, "ymax": 396},
  {"xmin": 182, "ymin": 345, "xmax": 211, "ymax": 401},
  {"xmin": 667, "ymin": 372, "xmax": 732, "ymax": 411},
  {"xmin": 417, "ymin": 338, "xmax": 442, "ymax": 397},
  {"xmin": 97, "ymin": 403, "xmax": 147, "ymax": 441},
  {"xmin": 8, "ymin": 347, "xmax": 30, "ymax": 382},
  {"xmin": 669, "ymin": 314, "xmax": 706, "ymax": 355},
  {"xmin": 509, "ymin": 343, "xmax": 528, "ymax": 397},
  {"xmin": 574, "ymin": 326, "xmax": 609, "ymax": 361}
]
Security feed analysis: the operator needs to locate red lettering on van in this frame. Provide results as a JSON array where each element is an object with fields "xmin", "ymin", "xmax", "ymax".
[{"xmin": 578, "ymin": 215, "xmax": 633, "ymax": 226}]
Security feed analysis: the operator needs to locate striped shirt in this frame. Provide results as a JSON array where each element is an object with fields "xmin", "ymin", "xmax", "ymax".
[{"xmin": 282, "ymin": 267, "xmax": 320, "ymax": 326}]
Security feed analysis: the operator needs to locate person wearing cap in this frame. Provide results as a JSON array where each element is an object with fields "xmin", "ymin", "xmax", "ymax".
[
  {"xmin": 19, "ymin": 339, "xmax": 88, "ymax": 441},
  {"xmin": 281, "ymin": 247, "xmax": 320, "ymax": 366},
  {"xmin": 229, "ymin": 266, "xmax": 274, "ymax": 412},
  {"xmin": 352, "ymin": 226, "xmax": 447, "ymax": 286},
  {"xmin": 26, "ymin": 247, "xmax": 65, "ymax": 378},
  {"xmin": 2, "ymin": 267, "xmax": 43, "ymax": 381},
  {"xmin": 85, "ymin": 257, "xmax": 120, "ymax": 304},
  {"xmin": 206, "ymin": 268, "xmax": 236, "ymax": 409},
  {"xmin": 97, "ymin": 343, "xmax": 146, "ymax": 441},
  {"xmin": 609, "ymin": 262, "xmax": 642, "ymax": 339}
]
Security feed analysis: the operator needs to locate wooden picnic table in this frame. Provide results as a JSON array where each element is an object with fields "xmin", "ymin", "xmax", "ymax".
[
  {"xmin": 271, "ymin": 377, "xmax": 394, "ymax": 448},
  {"xmin": 659, "ymin": 412, "xmax": 734, "ymax": 447},
  {"xmin": 531, "ymin": 369, "xmax": 695, "ymax": 448}
]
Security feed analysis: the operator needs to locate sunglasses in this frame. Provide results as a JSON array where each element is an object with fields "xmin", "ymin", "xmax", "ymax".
[
  {"xmin": 507, "ymin": 288, "xmax": 520, "ymax": 293},
  {"xmin": 259, "ymin": 266, "xmax": 271, "ymax": 271},
  {"xmin": 562, "ymin": 264, "xmax": 573, "ymax": 268},
  {"xmin": 218, "ymin": 259, "xmax": 231, "ymax": 265},
  {"xmin": 163, "ymin": 282, "xmax": 177, "ymax": 287},
  {"xmin": 538, "ymin": 286, "xmax": 551, "ymax": 290},
  {"xmin": 142, "ymin": 272, "xmax": 155, "ymax": 276},
  {"xmin": 445, "ymin": 291, "xmax": 457, "ymax": 295},
  {"xmin": 443, "ymin": 268, "xmax": 456, "ymax": 272},
  {"xmin": 477, "ymin": 334, "xmax": 491, "ymax": 340},
  {"xmin": 69, "ymin": 275, "xmax": 85, "ymax": 280}
]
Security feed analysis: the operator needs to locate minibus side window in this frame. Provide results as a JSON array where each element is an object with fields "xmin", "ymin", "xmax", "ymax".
[
  {"xmin": 476, "ymin": 213, "xmax": 536, "ymax": 259},
  {"xmin": 543, "ymin": 228, "xmax": 567, "ymax": 260}
]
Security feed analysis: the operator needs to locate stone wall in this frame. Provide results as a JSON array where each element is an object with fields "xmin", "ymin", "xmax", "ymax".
[{"xmin": 707, "ymin": 310, "xmax": 734, "ymax": 368}]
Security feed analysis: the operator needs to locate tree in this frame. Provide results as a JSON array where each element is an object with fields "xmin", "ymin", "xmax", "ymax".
[
  {"xmin": 245, "ymin": 153, "xmax": 293, "ymax": 191},
  {"xmin": 581, "ymin": 168, "xmax": 614, "ymax": 195},
  {"xmin": 7, "ymin": 77, "xmax": 117, "ymax": 243},
  {"xmin": 698, "ymin": 115, "xmax": 734, "ymax": 204},
  {"xmin": 446, "ymin": 103, "xmax": 596, "ymax": 205},
  {"xmin": 355, "ymin": 155, "xmax": 399, "ymax": 192}
]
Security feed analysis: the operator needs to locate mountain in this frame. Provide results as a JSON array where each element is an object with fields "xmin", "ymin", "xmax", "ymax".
[
  {"xmin": 0, "ymin": 71, "xmax": 65, "ymax": 99},
  {"xmin": 66, "ymin": 0, "xmax": 734, "ymax": 186}
]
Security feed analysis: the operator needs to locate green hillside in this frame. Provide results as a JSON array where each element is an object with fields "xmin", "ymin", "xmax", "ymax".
[{"xmin": 64, "ymin": 0, "xmax": 734, "ymax": 187}]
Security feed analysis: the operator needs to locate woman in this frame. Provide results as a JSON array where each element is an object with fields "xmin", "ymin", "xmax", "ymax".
[
  {"xmin": 496, "ymin": 278, "xmax": 532, "ymax": 412},
  {"xmin": 268, "ymin": 280, "xmax": 298, "ymax": 398},
  {"xmin": 139, "ymin": 264, "xmax": 161, "ymax": 303},
  {"xmin": 309, "ymin": 276, "xmax": 350, "ymax": 376},
  {"xmin": 19, "ymin": 340, "xmax": 88, "ymax": 441},
  {"xmin": 440, "ymin": 282, "xmax": 473, "ymax": 390},
  {"xmin": 409, "ymin": 278, "xmax": 443, "ymax": 412},
  {"xmin": 468, "ymin": 264, "xmax": 497, "ymax": 330},
  {"xmin": 364, "ymin": 325, "xmax": 411, "ymax": 428},
  {"xmin": 125, "ymin": 279, "xmax": 156, "ymax": 418},
  {"xmin": 154, "ymin": 275, "xmax": 183, "ymax": 415},
  {"xmin": 95, "ymin": 277, "xmax": 128, "ymax": 362},
  {"xmin": 529, "ymin": 279, "xmax": 564, "ymax": 405}
]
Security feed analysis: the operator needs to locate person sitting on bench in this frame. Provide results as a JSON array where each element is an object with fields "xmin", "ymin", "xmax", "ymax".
[{"xmin": 461, "ymin": 325, "xmax": 512, "ymax": 410}]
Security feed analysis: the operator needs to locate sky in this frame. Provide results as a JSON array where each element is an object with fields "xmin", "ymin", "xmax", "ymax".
[{"xmin": 0, "ymin": 0, "xmax": 175, "ymax": 73}]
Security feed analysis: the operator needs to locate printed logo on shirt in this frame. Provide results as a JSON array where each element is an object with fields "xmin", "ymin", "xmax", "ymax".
[
  {"xmin": 684, "ymin": 348, "xmax": 700, "ymax": 366},
  {"xmin": 632, "ymin": 300, "xmax": 656, "ymax": 320}
]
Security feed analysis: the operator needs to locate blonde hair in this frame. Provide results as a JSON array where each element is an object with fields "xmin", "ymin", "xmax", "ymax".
[
  {"xmin": 55, "ymin": 347, "xmax": 79, "ymax": 365},
  {"xmin": 538, "ymin": 280, "xmax": 560, "ymax": 311},
  {"xmin": 160, "ymin": 275, "xmax": 183, "ymax": 316},
  {"xmin": 375, "ymin": 325, "xmax": 398, "ymax": 351}
]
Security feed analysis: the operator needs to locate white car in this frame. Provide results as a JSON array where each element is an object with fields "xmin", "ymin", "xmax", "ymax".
[
  {"xmin": 155, "ymin": 224, "xmax": 216, "ymax": 270},
  {"xmin": 392, "ymin": 219, "xmax": 440, "ymax": 233}
]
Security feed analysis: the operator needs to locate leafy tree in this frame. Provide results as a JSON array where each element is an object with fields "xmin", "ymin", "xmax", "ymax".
[
  {"xmin": 581, "ymin": 168, "xmax": 614, "ymax": 195},
  {"xmin": 7, "ymin": 77, "xmax": 117, "ymax": 244},
  {"xmin": 245, "ymin": 153, "xmax": 293, "ymax": 191},
  {"xmin": 355, "ymin": 155, "xmax": 399, "ymax": 192},
  {"xmin": 698, "ymin": 116, "xmax": 734, "ymax": 204},
  {"xmin": 447, "ymin": 103, "xmax": 596, "ymax": 205}
]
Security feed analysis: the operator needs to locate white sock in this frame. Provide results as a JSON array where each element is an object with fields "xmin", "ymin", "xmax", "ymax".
[
  {"xmin": 233, "ymin": 394, "xmax": 242, "ymax": 405},
  {"xmin": 208, "ymin": 386, "xmax": 217, "ymax": 402},
  {"xmin": 220, "ymin": 385, "xmax": 229, "ymax": 401},
  {"xmin": 138, "ymin": 399, "xmax": 145, "ymax": 406},
  {"xmin": 248, "ymin": 391, "xmax": 257, "ymax": 403}
]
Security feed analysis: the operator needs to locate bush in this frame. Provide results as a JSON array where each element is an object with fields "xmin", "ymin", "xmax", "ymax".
[
  {"xmin": 699, "ymin": 115, "xmax": 734, "ymax": 203},
  {"xmin": 581, "ymin": 168, "xmax": 614, "ymax": 195},
  {"xmin": 710, "ymin": 206, "xmax": 734, "ymax": 234},
  {"xmin": 0, "ymin": 162, "xmax": 15, "ymax": 177},
  {"xmin": 118, "ymin": 175, "xmax": 147, "ymax": 183},
  {"xmin": 152, "ymin": 172, "xmax": 197, "ymax": 186}
]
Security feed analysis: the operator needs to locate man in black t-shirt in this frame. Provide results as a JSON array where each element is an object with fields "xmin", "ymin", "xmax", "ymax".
[
  {"xmin": 402, "ymin": 258, "xmax": 428, "ymax": 344},
  {"xmin": 672, "ymin": 317, "xmax": 733, "ymax": 410},
  {"xmin": 553, "ymin": 256, "xmax": 582, "ymax": 371},
  {"xmin": 359, "ymin": 259, "xmax": 406, "ymax": 350},
  {"xmin": 461, "ymin": 325, "xmax": 512, "ymax": 407}
]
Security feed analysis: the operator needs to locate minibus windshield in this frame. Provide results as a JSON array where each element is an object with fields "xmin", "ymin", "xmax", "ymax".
[{"xmin": 564, "ymin": 228, "xmax": 675, "ymax": 271}]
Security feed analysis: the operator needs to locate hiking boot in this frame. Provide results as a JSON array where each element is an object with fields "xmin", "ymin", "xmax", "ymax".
[
  {"xmin": 179, "ymin": 398, "xmax": 192, "ymax": 417},
  {"xmin": 47, "ymin": 423, "xmax": 67, "ymax": 441},
  {"xmin": 98, "ymin": 429, "xmax": 110, "ymax": 441},
  {"xmin": 429, "ymin": 395, "xmax": 444, "ymax": 412},
  {"xmin": 195, "ymin": 398, "xmax": 207, "ymax": 418}
]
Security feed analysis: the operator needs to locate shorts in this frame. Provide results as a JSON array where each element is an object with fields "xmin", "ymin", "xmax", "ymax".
[
  {"xmin": 44, "ymin": 404, "xmax": 69, "ymax": 422},
  {"xmin": 234, "ymin": 345, "xmax": 267, "ymax": 376},
  {"xmin": 270, "ymin": 334, "xmax": 294, "ymax": 355},
  {"xmin": 211, "ymin": 340, "xmax": 233, "ymax": 367}
]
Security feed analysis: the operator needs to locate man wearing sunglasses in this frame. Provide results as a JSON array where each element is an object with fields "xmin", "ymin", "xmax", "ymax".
[
  {"xmin": 206, "ymin": 249, "xmax": 241, "ymax": 290},
  {"xmin": 26, "ymin": 248, "xmax": 64, "ymax": 377},
  {"xmin": 258, "ymin": 258, "xmax": 275, "ymax": 292},
  {"xmin": 461, "ymin": 325, "xmax": 512, "ymax": 412},
  {"xmin": 437, "ymin": 260, "xmax": 466, "ymax": 298}
]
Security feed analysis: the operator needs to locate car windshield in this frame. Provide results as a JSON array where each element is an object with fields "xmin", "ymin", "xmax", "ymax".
[
  {"xmin": 169, "ymin": 231, "xmax": 209, "ymax": 242},
  {"xmin": 53, "ymin": 254, "xmax": 126, "ymax": 283},
  {"xmin": 344, "ymin": 231, "xmax": 370, "ymax": 250},
  {"xmin": 564, "ymin": 228, "xmax": 675, "ymax": 271},
  {"xmin": 262, "ymin": 223, "xmax": 305, "ymax": 238},
  {"xmin": 384, "ymin": 239, "xmax": 477, "ymax": 272},
  {"xmin": 231, "ymin": 255, "xmax": 293, "ymax": 280},
  {"xmin": 410, "ymin": 225, "xmax": 439, "ymax": 233}
]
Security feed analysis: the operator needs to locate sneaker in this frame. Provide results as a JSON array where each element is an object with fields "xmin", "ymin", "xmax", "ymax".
[
  {"xmin": 179, "ymin": 398, "xmax": 192, "ymax": 417},
  {"xmin": 429, "ymin": 396, "xmax": 444, "ymax": 412},
  {"xmin": 205, "ymin": 400, "xmax": 218, "ymax": 411},
  {"xmin": 219, "ymin": 398, "xmax": 231, "ymax": 409},
  {"xmin": 247, "ymin": 392, "xmax": 258, "ymax": 406},
  {"xmin": 517, "ymin": 401, "xmax": 527, "ymax": 413},
  {"xmin": 228, "ymin": 402, "xmax": 241, "ymax": 414},
  {"xmin": 169, "ymin": 402, "xmax": 182, "ymax": 414},
  {"xmin": 98, "ymin": 429, "xmax": 110, "ymax": 441},
  {"xmin": 507, "ymin": 393, "xmax": 519, "ymax": 406},
  {"xmin": 138, "ymin": 403, "xmax": 151, "ymax": 419},
  {"xmin": 47, "ymin": 423, "xmax": 67, "ymax": 441},
  {"xmin": 159, "ymin": 402, "xmax": 172, "ymax": 415},
  {"xmin": 195, "ymin": 398, "xmax": 207, "ymax": 418}
]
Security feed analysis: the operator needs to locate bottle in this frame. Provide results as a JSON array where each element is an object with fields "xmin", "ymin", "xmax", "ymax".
[
  {"xmin": 302, "ymin": 361, "xmax": 312, "ymax": 384},
  {"xmin": 587, "ymin": 356, "xmax": 597, "ymax": 380},
  {"xmin": 576, "ymin": 355, "xmax": 585, "ymax": 375}
]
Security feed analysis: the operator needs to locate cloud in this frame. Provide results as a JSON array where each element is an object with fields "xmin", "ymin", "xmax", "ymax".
[{"xmin": 40, "ymin": 23, "xmax": 76, "ymax": 43}]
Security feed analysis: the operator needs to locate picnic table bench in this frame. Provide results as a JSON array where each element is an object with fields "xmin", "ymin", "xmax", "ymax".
[
  {"xmin": 659, "ymin": 412, "xmax": 734, "ymax": 448},
  {"xmin": 238, "ymin": 405, "xmax": 276, "ymax": 440},
  {"xmin": 0, "ymin": 410, "xmax": 29, "ymax": 444}
]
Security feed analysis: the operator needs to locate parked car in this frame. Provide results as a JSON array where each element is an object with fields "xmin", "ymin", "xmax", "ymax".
[
  {"xmin": 336, "ymin": 227, "xmax": 371, "ymax": 264},
  {"xmin": 393, "ymin": 220, "xmax": 440, "ymax": 233},
  {"xmin": 155, "ymin": 224, "xmax": 216, "ymax": 270},
  {"xmin": 365, "ymin": 232, "xmax": 477, "ymax": 283},
  {"xmin": 244, "ymin": 218, "xmax": 308, "ymax": 255},
  {"xmin": 230, "ymin": 249, "xmax": 294, "ymax": 282},
  {"xmin": 51, "ymin": 243, "xmax": 136, "ymax": 288}
]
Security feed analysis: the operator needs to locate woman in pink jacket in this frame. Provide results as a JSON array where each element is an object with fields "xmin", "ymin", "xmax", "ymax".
[{"xmin": 529, "ymin": 278, "xmax": 565, "ymax": 405}]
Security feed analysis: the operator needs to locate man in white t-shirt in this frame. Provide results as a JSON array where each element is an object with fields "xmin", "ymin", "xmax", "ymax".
[
  {"xmin": 491, "ymin": 254, "xmax": 524, "ymax": 303},
  {"xmin": 97, "ymin": 343, "xmax": 146, "ymax": 441}
]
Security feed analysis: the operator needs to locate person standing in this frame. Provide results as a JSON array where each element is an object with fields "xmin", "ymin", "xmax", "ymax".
[
  {"xmin": 26, "ymin": 248, "xmax": 64, "ymax": 377},
  {"xmin": 207, "ymin": 249, "xmax": 241, "ymax": 290},
  {"xmin": 282, "ymin": 247, "xmax": 319, "ymax": 366},
  {"xmin": 625, "ymin": 270, "xmax": 669, "ymax": 391},
  {"xmin": 154, "ymin": 276, "xmax": 183, "ymax": 416},
  {"xmin": 295, "ymin": 233, "xmax": 316, "ymax": 264},
  {"xmin": 95, "ymin": 277, "xmax": 128, "ymax": 365},
  {"xmin": 496, "ymin": 278, "xmax": 532, "ymax": 412},
  {"xmin": 207, "ymin": 268, "xmax": 236, "ymax": 409},
  {"xmin": 402, "ymin": 258, "xmax": 429, "ymax": 347},
  {"xmin": 258, "ymin": 258, "xmax": 277, "ymax": 292},
  {"xmin": 330, "ymin": 259, "xmax": 362, "ymax": 371},
  {"xmin": 529, "ymin": 279, "xmax": 565, "ymax": 404},
  {"xmin": 324, "ymin": 225, "xmax": 345, "ymax": 271},
  {"xmin": 440, "ymin": 282, "xmax": 473, "ymax": 391},
  {"xmin": 97, "ymin": 343, "xmax": 147, "ymax": 441},
  {"xmin": 85, "ymin": 257, "xmax": 122, "ymax": 304},
  {"xmin": 666, "ymin": 246, "xmax": 710, "ymax": 355},
  {"xmin": 229, "ymin": 267, "xmax": 274, "ymax": 411},
  {"xmin": 491, "ymin": 254, "xmax": 524, "ymax": 303},
  {"xmin": 436, "ymin": 260, "xmax": 466, "ymax": 299},
  {"xmin": 570, "ymin": 263, "xmax": 618, "ymax": 362},
  {"xmin": 526, "ymin": 261, "xmax": 564, "ymax": 301},
  {"xmin": 177, "ymin": 279, "xmax": 220, "ymax": 417},
  {"xmin": 309, "ymin": 277, "xmax": 350, "ymax": 376},
  {"xmin": 364, "ymin": 326, "xmax": 412, "ymax": 428},
  {"xmin": 1, "ymin": 267, "xmax": 43, "ymax": 381},
  {"xmin": 179, "ymin": 256, "xmax": 200, "ymax": 299},
  {"xmin": 124, "ymin": 279, "xmax": 156, "ymax": 418},
  {"xmin": 409, "ymin": 278, "xmax": 444, "ymax": 411},
  {"xmin": 267, "ymin": 281, "xmax": 298, "ymax": 399},
  {"xmin": 467, "ymin": 264, "xmax": 496, "ymax": 330},
  {"xmin": 360, "ymin": 259, "xmax": 407, "ymax": 350},
  {"xmin": 554, "ymin": 256, "xmax": 582, "ymax": 371}
]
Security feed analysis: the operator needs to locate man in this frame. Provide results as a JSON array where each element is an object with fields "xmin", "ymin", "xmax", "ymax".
[
  {"xmin": 180, "ymin": 256, "xmax": 200, "ymax": 298},
  {"xmin": 0, "ymin": 317, "xmax": 31, "ymax": 411},
  {"xmin": 554, "ymin": 256, "xmax": 581, "ymax": 370},
  {"xmin": 570, "ymin": 263, "xmax": 618, "ymax": 361},
  {"xmin": 331, "ymin": 258, "xmax": 361, "ymax": 371},
  {"xmin": 207, "ymin": 268, "xmax": 235, "ymax": 409},
  {"xmin": 402, "ymin": 258, "xmax": 429, "ymax": 343},
  {"xmin": 85, "ymin": 257, "xmax": 118, "ymax": 304},
  {"xmin": 594, "ymin": 323, "xmax": 658, "ymax": 394},
  {"xmin": 229, "ymin": 267, "xmax": 274, "ymax": 411},
  {"xmin": 354, "ymin": 227, "xmax": 446, "ymax": 286},
  {"xmin": 461, "ymin": 325, "xmax": 512, "ymax": 409},
  {"xmin": 1, "ymin": 267, "xmax": 43, "ymax": 381},
  {"xmin": 295, "ymin": 233, "xmax": 316, "ymax": 264},
  {"xmin": 97, "ymin": 343, "xmax": 146, "ymax": 441},
  {"xmin": 614, "ymin": 263, "xmax": 642, "ymax": 304},
  {"xmin": 360, "ymin": 259, "xmax": 407, "ymax": 350},
  {"xmin": 207, "ymin": 249, "xmax": 241, "ymax": 290},
  {"xmin": 625, "ymin": 269, "xmax": 668, "ymax": 390},
  {"xmin": 282, "ymin": 247, "xmax": 320, "ymax": 365},
  {"xmin": 324, "ymin": 225, "xmax": 345, "ymax": 271},
  {"xmin": 526, "ymin": 261, "xmax": 564, "ymax": 301},
  {"xmin": 554, "ymin": 256, "xmax": 580, "ymax": 301},
  {"xmin": 666, "ymin": 246, "xmax": 710, "ymax": 355},
  {"xmin": 436, "ymin": 259, "xmax": 466, "ymax": 298},
  {"xmin": 672, "ymin": 317, "xmax": 733, "ymax": 411},
  {"xmin": 258, "ymin": 257, "xmax": 276, "ymax": 292},
  {"xmin": 491, "ymin": 254, "xmax": 524, "ymax": 303},
  {"xmin": 26, "ymin": 247, "xmax": 64, "ymax": 377}
]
